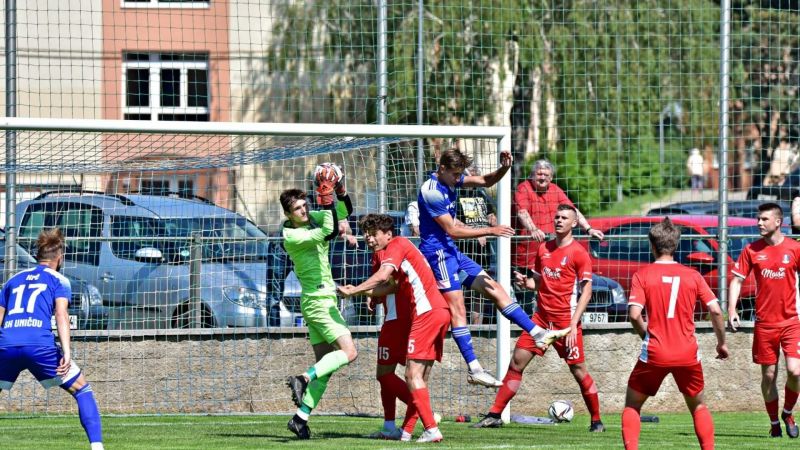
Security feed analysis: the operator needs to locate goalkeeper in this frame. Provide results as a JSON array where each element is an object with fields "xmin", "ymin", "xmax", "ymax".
[{"xmin": 281, "ymin": 163, "xmax": 356, "ymax": 440}]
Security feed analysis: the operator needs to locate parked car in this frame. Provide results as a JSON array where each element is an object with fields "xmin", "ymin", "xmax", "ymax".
[
  {"xmin": 16, "ymin": 190, "xmax": 299, "ymax": 329},
  {"xmin": 0, "ymin": 230, "xmax": 107, "ymax": 330},
  {"xmin": 585, "ymin": 215, "xmax": 765, "ymax": 319},
  {"xmin": 646, "ymin": 199, "xmax": 791, "ymax": 223}
]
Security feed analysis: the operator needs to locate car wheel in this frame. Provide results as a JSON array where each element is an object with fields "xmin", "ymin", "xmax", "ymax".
[{"xmin": 172, "ymin": 302, "xmax": 216, "ymax": 328}]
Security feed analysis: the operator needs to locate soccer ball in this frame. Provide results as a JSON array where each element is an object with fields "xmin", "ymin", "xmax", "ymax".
[
  {"xmin": 433, "ymin": 412, "xmax": 442, "ymax": 424},
  {"xmin": 548, "ymin": 400, "xmax": 574, "ymax": 423}
]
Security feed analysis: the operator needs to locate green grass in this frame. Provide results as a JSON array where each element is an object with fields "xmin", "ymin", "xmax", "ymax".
[{"xmin": 0, "ymin": 412, "xmax": 797, "ymax": 449}]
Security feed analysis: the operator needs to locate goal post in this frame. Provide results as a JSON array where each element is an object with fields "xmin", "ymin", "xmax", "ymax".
[{"xmin": 0, "ymin": 117, "xmax": 513, "ymax": 417}]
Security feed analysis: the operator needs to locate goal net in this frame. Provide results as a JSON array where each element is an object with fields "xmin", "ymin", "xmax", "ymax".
[{"xmin": 0, "ymin": 119, "xmax": 514, "ymax": 418}]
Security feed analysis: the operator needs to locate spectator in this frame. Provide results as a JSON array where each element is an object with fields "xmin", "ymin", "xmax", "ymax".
[
  {"xmin": 456, "ymin": 166, "xmax": 497, "ymax": 324},
  {"xmin": 686, "ymin": 148, "xmax": 704, "ymax": 192},
  {"xmin": 405, "ymin": 201, "xmax": 420, "ymax": 237},
  {"xmin": 793, "ymin": 194, "xmax": 800, "ymax": 235},
  {"xmin": 512, "ymin": 159, "xmax": 603, "ymax": 276}
]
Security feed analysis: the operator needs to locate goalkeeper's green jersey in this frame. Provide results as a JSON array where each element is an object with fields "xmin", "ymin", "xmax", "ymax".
[{"xmin": 281, "ymin": 202, "xmax": 348, "ymax": 299}]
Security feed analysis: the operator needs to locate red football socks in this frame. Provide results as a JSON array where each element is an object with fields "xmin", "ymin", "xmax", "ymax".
[
  {"xmin": 621, "ymin": 406, "xmax": 641, "ymax": 450},
  {"xmin": 489, "ymin": 367, "xmax": 523, "ymax": 415},
  {"xmin": 578, "ymin": 372, "xmax": 601, "ymax": 422}
]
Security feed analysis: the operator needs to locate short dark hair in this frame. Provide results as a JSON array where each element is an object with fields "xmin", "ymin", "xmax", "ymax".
[
  {"xmin": 358, "ymin": 214, "xmax": 395, "ymax": 235},
  {"xmin": 439, "ymin": 148, "xmax": 472, "ymax": 171},
  {"xmin": 758, "ymin": 202, "xmax": 784, "ymax": 220},
  {"xmin": 37, "ymin": 228, "xmax": 65, "ymax": 261},
  {"xmin": 556, "ymin": 203, "xmax": 577, "ymax": 215},
  {"xmin": 280, "ymin": 189, "xmax": 307, "ymax": 213},
  {"xmin": 648, "ymin": 217, "xmax": 680, "ymax": 257}
]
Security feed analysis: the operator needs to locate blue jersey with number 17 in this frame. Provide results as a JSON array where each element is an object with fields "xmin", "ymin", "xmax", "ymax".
[
  {"xmin": 0, "ymin": 265, "xmax": 71, "ymax": 348},
  {"xmin": 418, "ymin": 171, "xmax": 464, "ymax": 255}
]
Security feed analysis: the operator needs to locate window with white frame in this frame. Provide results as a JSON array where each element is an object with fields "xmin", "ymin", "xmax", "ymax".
[
  {"xmin": 140, "ymin": 176, "xmax": 195, "ymax": 196},
  {"xmin": 122, "ymin": 0, "xmax": 210, "ymax": 8},
  {"xmin": 123, "ymin": 52, "xmax": 210, "ymax": 121}
]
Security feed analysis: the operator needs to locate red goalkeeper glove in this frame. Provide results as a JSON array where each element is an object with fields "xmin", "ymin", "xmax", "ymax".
[
  {"xmin": 316, "ymin": 179, "xmax": 335, "ymax": 206},
  {"xmin": 315, "ymin": 163, "xmax": 345, "ymax": 196}
]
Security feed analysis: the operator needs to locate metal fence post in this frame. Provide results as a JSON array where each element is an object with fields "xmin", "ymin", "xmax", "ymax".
[{"xmin": 190, "ymin": 232, "xmax": 202, "ymax": 328}]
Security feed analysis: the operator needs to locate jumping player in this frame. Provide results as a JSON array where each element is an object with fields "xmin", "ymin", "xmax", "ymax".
[
  {"xmin": 417, "ymin": 147, "xmax": 568, "ymax": 387},
  {"xmin": 282, "ymin": 163, "xmax": 357, "ymax": 440},
  {"xmin": 473, "ymin": 204, "xmax": 604, "ymax": 432},
  {"xmin": 729, "ymin": 202, "xmax": 800, "ymax": 438},
  {"xmin": 339, "ymin": 213, "xmax": 451, "ymax": 443},
  {"xmin": 621, "ymin": 218, "xmax": 729, "ymax": 450},
  {"xmin": 0, "ymin": 228, "xmax": 104, "ymax": 450}
]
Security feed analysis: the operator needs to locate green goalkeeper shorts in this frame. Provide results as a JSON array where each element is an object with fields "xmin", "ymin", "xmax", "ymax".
[{"xmin": 301, "ymin": 296, "xmax": 350, "ymax": 345}]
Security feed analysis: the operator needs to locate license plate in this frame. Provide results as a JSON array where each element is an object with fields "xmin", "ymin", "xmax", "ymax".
[
  {"xmin": 582, "ymin": 312, "xmax": 608, "ymax": 324},
  {"xmin": 50, "ymin": 315, "xmax": 78, "ymax": 330},
  {"xmin": 757, "ymin": 194, "xmax": 778, "ymax": 200}
]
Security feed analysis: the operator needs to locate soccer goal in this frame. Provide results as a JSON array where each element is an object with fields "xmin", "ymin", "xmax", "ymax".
[{"xmin": 0, "ymin": 117, "xmax": 515, "ymax": 418}]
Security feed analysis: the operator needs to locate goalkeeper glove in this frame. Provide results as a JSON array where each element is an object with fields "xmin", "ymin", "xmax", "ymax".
[
  {"xmin": 315, "ymin": 163, "xmax": 346, "ymax": 196},
  {"xmin": 316, "ymin": 180, "xmax": 336, "ymax": 206}
]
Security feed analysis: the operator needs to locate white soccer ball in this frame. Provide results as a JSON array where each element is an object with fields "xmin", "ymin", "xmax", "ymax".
[
  {"xmin": 433, "ymin": 412, "xmax": 442, "ymax": 424},
  {"xmin": 548, "ymin": 400, "xmax": 574, "ymax": 423}
]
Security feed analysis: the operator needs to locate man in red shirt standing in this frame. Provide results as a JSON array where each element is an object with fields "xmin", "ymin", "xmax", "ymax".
[
  {"xmin": 729, "ymin": 202, "xmax": 800, "ymax": 438},
  {"xmin": 473, "ymin": 204, "xmax": 604, "ymax": 432},
  {"xmin": 512, "ymin": 160, "xmax": 603, "ymax": 272},
  {"xmin": 338, "ymin": 214, "xmax": 451, "ymax": 443},
  {"xmin": 621, "ymin": 218, "xmax": 729, "ymax": 450}
]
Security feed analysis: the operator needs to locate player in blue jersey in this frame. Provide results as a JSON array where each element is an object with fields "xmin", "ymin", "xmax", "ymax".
[
  {"xmin": 0, "ymin": 228, "xmax": 104, "ymax": 450},
  {"xmin": 418, "ymin": 147, "xmax": 569, "ymax": 387}
]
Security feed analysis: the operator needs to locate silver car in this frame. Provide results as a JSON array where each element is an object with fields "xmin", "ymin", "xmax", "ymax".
[{"xmin": 16, "ymin": 191, "xmax": 298, "ymax": 329}]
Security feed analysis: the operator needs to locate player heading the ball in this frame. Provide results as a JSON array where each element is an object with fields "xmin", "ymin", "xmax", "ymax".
[
  {"xmin": 416, "ymin": 147, "xmax": 568, "ymax": 388},
  {"xmin": 282, "ymin": 162, "xmax": 357, "ymax": 440}
]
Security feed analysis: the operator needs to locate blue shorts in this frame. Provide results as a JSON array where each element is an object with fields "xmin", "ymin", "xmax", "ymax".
[
  {"xmin": 424, "ymin": 247, "xmax": 486, "ymax": 293},
  {"xmin": 0, "ymin": 345, "xmax": 82, "ymax": 390}
]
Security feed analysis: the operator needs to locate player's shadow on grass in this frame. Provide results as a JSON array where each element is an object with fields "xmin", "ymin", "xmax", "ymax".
[{"xmin": 215, "ymin": 430, "xmax": 365, "ymax": 441}]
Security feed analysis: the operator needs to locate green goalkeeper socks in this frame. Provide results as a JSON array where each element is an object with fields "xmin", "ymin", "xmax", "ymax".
[
  {"xmin": 306, "ymin": 349, "xmax": 349, "ymax": 381},
  {"xmin": 301, "ymin": 375, "xmax": 330, "ymax": 410}
]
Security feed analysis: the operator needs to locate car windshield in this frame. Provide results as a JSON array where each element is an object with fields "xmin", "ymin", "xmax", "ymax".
[
  {"xmin": 703, "ymin": 226, "xmax": 763, "ymax": 260},
  {"xmin": 111, "ymin": 215, "xmax": 269, "ymax": 263}
]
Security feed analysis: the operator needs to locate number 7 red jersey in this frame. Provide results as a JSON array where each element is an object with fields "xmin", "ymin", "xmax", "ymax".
[{"xmin": 628, "ymin": 261, "xmax": 718, "ymax": 367}]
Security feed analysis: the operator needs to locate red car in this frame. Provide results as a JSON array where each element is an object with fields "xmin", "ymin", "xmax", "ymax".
[{"xmin": 584, "ymin": 215, "xmax": 761, "ymax": 319}]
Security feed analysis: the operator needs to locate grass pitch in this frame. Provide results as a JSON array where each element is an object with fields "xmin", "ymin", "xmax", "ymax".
[{"xmin": 0, "ymin": 412, "xmax": 796, "ymax": 449}]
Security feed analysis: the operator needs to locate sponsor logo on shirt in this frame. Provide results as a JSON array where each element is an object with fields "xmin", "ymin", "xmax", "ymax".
[
  {"xmin": 761, "ymin": 267, "xmax": 787, "ymax": 279},
  {"xmin": 756, "ymin": 254, "xmax": 768, "ymax": 261},
  {"xmin": 560, "ymin": 256, "xmax": 568, "ymax": 266},
  {"xmin": 543, "ymin": 266, "xmax": 562, "ymax": 279},
  {"xmin": 542, "ymin": 252, "xmax": 551, "ymax": 259}
]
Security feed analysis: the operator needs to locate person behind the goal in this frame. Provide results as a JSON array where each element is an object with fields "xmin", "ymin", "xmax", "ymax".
[
  {"xmin": 339, "ymin": 213, "xmax": 450, "ymax": 443},
  {"xmin": 621, "ymin": 218, "xmax": 729, "ymax": 450},
  {"xmin": 416, "ymin": 147, "xmax": 568, "ymax": 388},
  {"xmin": 281, "ymin": 163, "xmax": 357, "ymax": 440},
  {"xmin": 0, "ymin": 228, "xmax": 105, "ymax": 450}
]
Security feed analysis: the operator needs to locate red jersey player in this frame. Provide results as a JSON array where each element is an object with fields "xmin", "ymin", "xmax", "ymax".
[
  {"xmin": 363, "ymin": 247, "xmax": 416, "ymax": 440},
  {"xmin": 621, "ymin": 218, "xmax": 729, "ymax": 450},
  {"xmin": 473, "ymin": 204, "xmax": 604, "ymax": 432},
  {"xmin": 729, "ymin": 202, "xmax": 800, "ymax": 438},
  {"xmin": 338, "ymin": 214, "xmax": 451, "ymax": 443}
]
